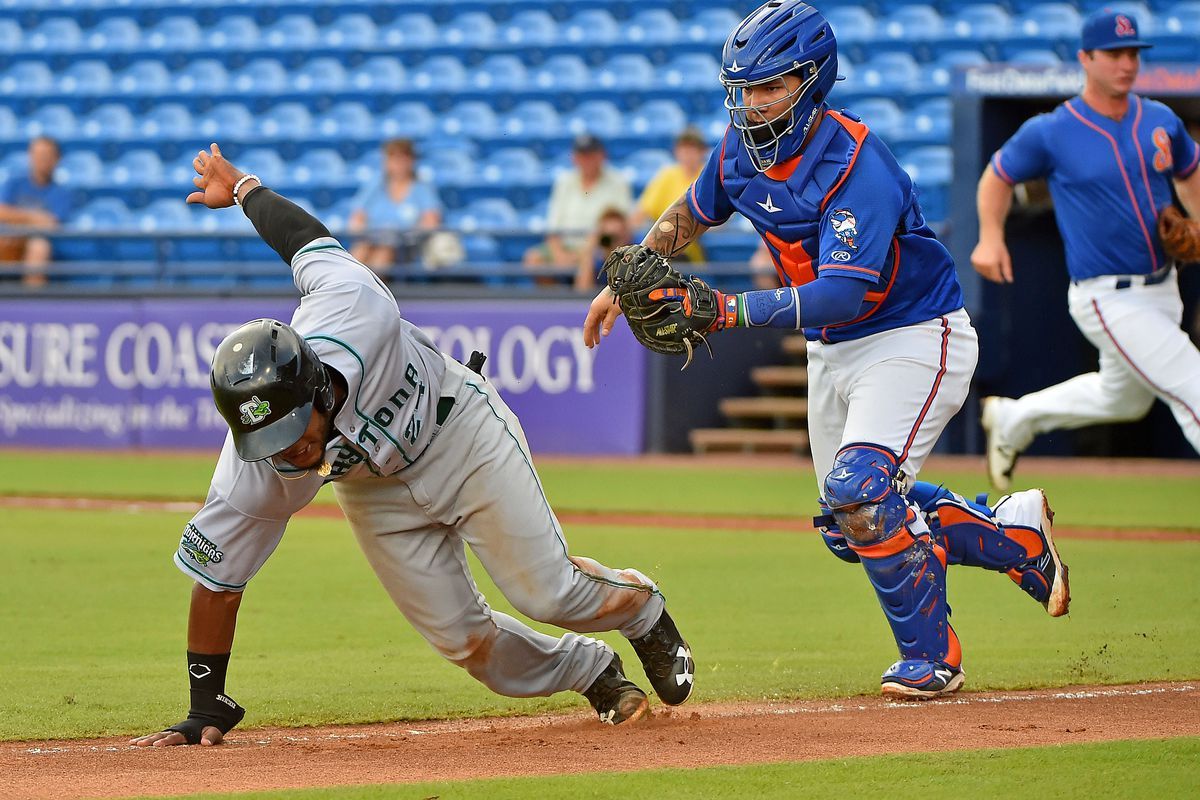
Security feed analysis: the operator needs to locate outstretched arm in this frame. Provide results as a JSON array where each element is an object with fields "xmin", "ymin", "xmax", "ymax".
[
  {"xmin": 187, "ymin": 143, "xmax": 330, "ymax": 264},
  {"xmin": 971, "ymin": 168, "xmax": 1016, "ymax": 284},
  {"xmin": 130, "ymin": 584, "xmax": 244, "ymax": 747}
]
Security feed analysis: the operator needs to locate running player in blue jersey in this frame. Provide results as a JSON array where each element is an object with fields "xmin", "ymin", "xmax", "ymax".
[
  {"xmin": 582, "ymin": 0, "xmax": 1070, "ymax": 699},
  {"xmin": 972, "ymin": 9, "xmax": 1200, "ymax": 490}
]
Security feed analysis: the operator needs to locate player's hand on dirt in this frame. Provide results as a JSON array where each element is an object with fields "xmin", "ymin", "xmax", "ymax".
[
  {"xmin": 130, "ymin": 725, "xmax": 224, "ymax": 747},
  {"xmin": 583, "ymin": 287, "xmax": 624, "ymax": 348},
  {"xmin": 970, "ymin": 238, "xmax": 1014, "ymax": 284},
  {"xmin": 186, "ymin": 143, "xmax": 256, "ymax": 209}
]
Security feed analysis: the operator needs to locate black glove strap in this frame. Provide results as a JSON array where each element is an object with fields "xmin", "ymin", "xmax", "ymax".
[{"xmin": 166, "ymin": 651, "xmax": 246, "ymax": 741}]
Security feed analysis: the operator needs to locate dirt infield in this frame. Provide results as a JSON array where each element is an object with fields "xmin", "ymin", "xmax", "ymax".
[{"xmin": 5, "ymin": 682, "xmax": 1196, "ymax": 799}]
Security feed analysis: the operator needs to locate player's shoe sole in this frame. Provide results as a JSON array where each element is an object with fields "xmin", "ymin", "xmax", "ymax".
[
  {"xmin": 1034, "ymin": 490, "xmax": 1070, "ymax": 617},
  {"xmin": 981, "ymin": 396, "xmax": 1019, "ymax": 492},
  {"xmin": 880, "ymin": 661, "xmax": 965, "ymax": 701}
]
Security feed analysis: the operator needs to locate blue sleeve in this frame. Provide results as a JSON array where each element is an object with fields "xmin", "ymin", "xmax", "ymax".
[
  {"xmin": 685, "ymin": 130, "xmax": 735, "ymax": 227},
  {"xmin": 415, "ymin": 181, "xmax": 442, "ymax": 213},
  {"xmin": 740, "ymin": 275, "xmax": 868, "ymax": 329},
  {"xmin": 47, "ymin": 186, "xmax": 74, "ymax": 222},
  {"xmin": 1170, "ymin": 112, "xmax": 1199, "ymax": 179},
  {"xmin": 992, "ymin": 114, "xmax": 1051, "ymax": 185},
  {"xmin": 816, "ymin": 159, "xmax": 904, "ymax": 283}
]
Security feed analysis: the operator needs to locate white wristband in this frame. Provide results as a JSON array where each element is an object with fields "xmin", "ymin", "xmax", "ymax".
[{"xmin": 232, "ymin": 174, "xmax": 261, "ymax": 207}]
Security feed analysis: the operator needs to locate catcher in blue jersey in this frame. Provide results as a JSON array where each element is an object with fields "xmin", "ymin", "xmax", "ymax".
[{"xmin": 583, "ymin": 0, "xmax": 1071, "ymax": 699}]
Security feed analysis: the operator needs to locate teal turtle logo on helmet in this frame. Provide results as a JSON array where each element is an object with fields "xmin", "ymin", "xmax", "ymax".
[{"xmin": 238, "ymin": 396, "xmax": 272, "ymax": 426}]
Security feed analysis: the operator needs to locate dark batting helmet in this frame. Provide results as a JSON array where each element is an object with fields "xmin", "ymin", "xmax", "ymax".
[{"xmin": 209, "ymin": 319, "xmax": 334, "ymax": 462}]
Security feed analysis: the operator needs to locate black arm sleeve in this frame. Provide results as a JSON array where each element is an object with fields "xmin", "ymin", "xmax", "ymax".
[{"xmin": 240, "ymin": 186, "xmax": 331, "ymax": 265}]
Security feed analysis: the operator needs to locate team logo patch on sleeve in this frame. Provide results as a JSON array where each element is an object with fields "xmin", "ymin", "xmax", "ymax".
[
  {"xmin": 180, "ymin": 523, "xmax": 224, "ymax": 566},
  {"xmin": 829, "ymin": 209, "xmax": 860, "ymax": 251},
  {"xmin": 238, "ymin": 396, "xmax": 271, "ymax": 426}
]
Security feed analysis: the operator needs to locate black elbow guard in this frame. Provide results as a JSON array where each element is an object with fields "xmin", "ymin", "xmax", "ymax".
[{"xmin": 240, "ymin": 187, "xmax": 331, "ymax": 264}]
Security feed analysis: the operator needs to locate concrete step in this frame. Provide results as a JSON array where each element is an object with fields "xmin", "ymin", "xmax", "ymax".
[
  {"xmin": 750, "ymin": 365, "xmax": 809, "ymax": 390},
  {"xmin": 690, "ymin": 428, "xmax": 810, "ymax": 454},
  {"xmin": 718, "ymin": 397, "xmax": 809, "ymax": 421}
]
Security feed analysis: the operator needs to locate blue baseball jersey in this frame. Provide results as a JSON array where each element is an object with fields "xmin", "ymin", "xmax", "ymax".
[
  {"xmin": 688, "ymin": 109, "xmax": 964, "ymax": 343},
  {"xmin": 992, "ymin": 94, "xmax": 1200, "ymax": 281}
]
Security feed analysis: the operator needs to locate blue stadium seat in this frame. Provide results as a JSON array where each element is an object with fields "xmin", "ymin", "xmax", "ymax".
[
  {"xmin": 471, "ymin": 55, "xmax": 525, "ymax": 92},
  {"xmin": 2, "ymin": 62, "xmax": 54, "ymax": 95},
  {"xmin": 115, "ymin": 60, "xmax": 172, "ymax": 95},
  {"xmin": 621, "ymin": 148, "xmax": 673, "ymax": 187},
  {"xmin": 409, "ymin": 56, "xmax": 468, "ymax": 91},
  {"xmin": 56, "ymin": 151, "xmax": 104, "ymax": 187},
  {"xmin": 852, "ymin": 98, "xmax": 904, "ymax": 142},
  {"xmin": 111, "ymin": 149, "xmax": 165, "ymax": 188},
  {"xmin": 564, "ymin": 100, "xmax": 624, "ymax": 139},
  {"xmin": 144, "ymin": 16, "xmax": 202, "ymax": 51},
  {"xmin": 561, "ymin": 10, "xmax": 620, "ymax": 45},
  {"xmin": 440, "ymin": 100, "xmax": 499, "ymax": 137},
  {"xmin": 1162, "ymin": 2, "xmax": 1200, "ymax": 35},
  {"xmin": 683, "ymin": 8, "xmax": 741, "ymax": 44},
  {"xmin": 328, "ymin": 13, "xmax": 378, "ymax": 48},
  {"xmin": 70, "ymin": 197, "xmax": 132, "ymax": 232},
  {"xmin": 0, "ymin": 19, "xmax": 21, "ymax": 51},
  {"xmin": 85, "ymin": 17, "xmax": 140, "ymax": 52},
  {"xmin": 1008, "ymin": 49, "xmax": 1063, "ymax": 65},
  {"xmin": 451, "ymin": 197, "xmax": 519, "ymax": 232},
  {"xmin": 1085, "ymin": 3, "xmax": 1153, "ymax": 31},
  {"xmin": 259, "ymin": 102, "xmax": 313, "ymax": 138},
  {"xmin": 417, "ymin": 142, "xmax": 475, "ymax": 185},
  {"xmin": 531, "ymin": 55, "xmax": 590, "ymax": 91},
  {"xmin": 501, "ymin": 101, "xmax": 562, "ymax": 138},
  {"xmin": 1016, "ymin": 4, "xmax": 1083, "ymax": 39},
  {"xmin": 378, "ymin": 101, "xmax": 436, "ymax": 139},
  {"xmin": 176, "ymin": 59, "xmax": 230, "ymax": 94},
  {"xmin": 239, "ymin": 148, "xmax": 288, "ymax": 184},
  {"xmin": 497, "ymin": 10, "xmax": 558, "ymax": 46},
  {"xmin": 879, "ymin": 5, "xmax": 944, "ymax": 40},
  {"xmin": 907, "ymin": 97, "xmax": 952, "ymax": 144},
  {"xmin": 946, "ymin": 4, "xmax": 1013, "ymax": 39},
  {"xmin": 901, "ymin": 146, "xmax": 952, "ymax": 221},
  {"xmin": 626, "ymin": 9, "xmax": 681, "ymax": 43},
  {"xmin": 0, "ymin": 106, "xmax": 18, "ymax": 140},
  {"xmin": 293, "ymin": 57, "xmax": 347, "ymax": 93},
  {"xmin": 315, "ymin": 101, "xmax": 373, "ymax": 139},
  {"xmin": 441, "ymin": 11, "xmax": 496, "ymax": 46},
  {"xmin": 856, "ymin": 53, "xmax": 921, "ymax": 94},
  {"xmin": 480, "ymin": 148, "xmax": 543, "ymax": 185},
  {"xmin": 0, "ymin": 151, "xmax": 27, "ymax": 183},
  {"xmin": 196, "ymin": 102, "xmax": 255, "ymax": 138},
  {"xmin": 924, "ymin": 49, "xmax": 990, "ymax": 91},
  {"xmin": 209, "ymin": 16, "xmax": 260, "ymax": 49},
  {"xmin": 349, "ymin": 56, "xmax": 405, "ymax": 92},
  {"xmin": 233, "ymin": 58, "xmax": 289, "ymax": 94},
  {"xmin": 824, "ymin": 6, "xmax": 877, "ymax": 43},
  {"xmin": 350, "ymin": 150, "xmax": 381, "ymax": 184},
  {"xmin": 25, "ymin": 17, "xmax": 84, "ymax": 52},
  {"xmin": 141, "ymin": 103, "xmax": 192, "ymax": 139},
  {"xmin": 264, "ymin": 15, "xmax": 319, "ymax": 49},
  {"xmin": 140, "ymin": 198, "xmax": 192, "ymax": 232},
  {"xmin": 58, "ymin": 59, "xmax": 112, "ymax": 94},
  {"xmin": 661, "ymin": 53, "xmax": 721, "ymax": 89},
  {"xmin": 628, "ymin": 99, "xmax": 687, "ymax": 137},
  {"xmin": 81, "ymin": 104, "xmax": 136, "ymax": 139},
  {"xmin": 381, "ymin": 14, "xmax": 438, "ymax": 48},
  {"xmin": 289, "ymin": 148, "xmax": 346, "ymax": 185},
  {"xmin": 595, "ymin": 54, "xmax": 656, "ymax": 90},
  {"xmin": 24, "ymin": 104, "xmax": 76, "ymax": 138},
  {"xmin": 463, "ymin": 234, "xmax": 501, "ymax": 264}
]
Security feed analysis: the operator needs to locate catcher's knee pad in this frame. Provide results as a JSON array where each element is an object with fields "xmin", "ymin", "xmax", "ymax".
[
  {"xmin": 913, "ymin": 481, "xmax": 1037, "ymax": 571},
  {"xmin": 812, "ymin": 500, "xmax": 860, "ymax": 564},
  {"xmin": 823, "ymin": 444, "xmax": 908, "ymax": 547}
]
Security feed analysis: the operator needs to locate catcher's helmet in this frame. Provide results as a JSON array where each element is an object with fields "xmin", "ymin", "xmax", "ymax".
[
  {"xmin": 720, "ymin": 1, "xmax": 838, "ymax": 172},
  {"xmin": 209, "ymin": 319, "xmax": 334, "ymax": 462}
]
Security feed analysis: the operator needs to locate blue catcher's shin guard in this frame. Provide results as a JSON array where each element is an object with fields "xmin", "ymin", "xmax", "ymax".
[
  {"xmin": 908, "ymin": 481, "xmax": 1041, "ymax": 571},
  {"xmin": 812, "ymin": 499, "xmax": 860, "ymax": 564},
  {"xmin": 824, "ymin": 446, "xmax": 959, "ymax": 669}
]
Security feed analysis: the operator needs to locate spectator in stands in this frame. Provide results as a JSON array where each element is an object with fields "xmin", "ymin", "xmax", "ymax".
[
  {"xmin": 348, "ymin": 138, "xmax": 442, "ymax": 274},
  {"xmin": 575, "ymin": 207, "xmax": 634, "ymax": 291},
  {"xmin": 631, "ymin": 127, "xmax": 708, "ymax": 264},
  {"xmin": 525, "ymin": 134, "xmax": 632, "ymax": 274},
  {"xmin": 0, "ymin": 137, "xmax": 73, "ymax": 288}
]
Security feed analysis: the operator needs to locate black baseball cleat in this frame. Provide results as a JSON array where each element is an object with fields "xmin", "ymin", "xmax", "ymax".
[
  {"xmin": 583, "ymin": 654, "xmax": 649, "ymax": 726},
  {"xmin": 629, "ymin": 608, "xmax": 695, "ymax": 706}
]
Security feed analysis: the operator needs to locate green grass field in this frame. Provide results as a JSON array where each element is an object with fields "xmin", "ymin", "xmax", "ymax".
[{"xmin": 3, "ymin": 451, "xmax": 1198, "ymax": 797}]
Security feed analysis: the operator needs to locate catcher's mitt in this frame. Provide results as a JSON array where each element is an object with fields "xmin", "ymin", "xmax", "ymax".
[
  {"xmin": 1159, "ymin": 205, "xmax": 1200, "ymax": 263},
  {"xmin": 603, "ymin": 245, "xmax": 726, "ymax": 368}
]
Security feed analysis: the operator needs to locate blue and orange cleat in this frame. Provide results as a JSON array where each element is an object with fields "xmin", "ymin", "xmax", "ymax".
[
  {"xmin": 993, "ymin": 489, "xmax": 1071, "ymax": 617},
  {"xmin": 880, "ymin": 659, "xmax": 965, "ymax": 700}
]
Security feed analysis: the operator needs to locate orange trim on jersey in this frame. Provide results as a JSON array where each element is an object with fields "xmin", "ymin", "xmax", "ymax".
[
  {"xmin": 1130, "ymin": 97, "xmax": 1160, "ymax": 226},
  {"xmin": 817, "ymin": 263, "xmax": 881, "ymax": 279},
  {"xmin": 688, "ymin": 182, "xmax": 721, "ymax": 226},
  {"xmin": 763, "ymin": 230, "xmax": 816, "ymax": 285},
  {"xmin": 898, "ymin": 315, "xmax": 950, "ymax": 465},
  {"xmin": 849, "ymin": 529, "xmax": 916, "ymax": 559},
  {"xmin": 1065, "ymin": 100, "xmax": 1158, "ymax": 269},
  {"xmin": 991, "ymin": 153, "xmax": 1016, "ymax": 185},
  {"xmin": 1181, "ymin": 143, "xmax": 1200, "ymax": 178},
  {"xmin": 819, "ymin": 238, "xmax": 900, "ymax": 341},
  {"xmin": 819, "ymin": 110, "xmax": 871, "ymax": 213},
  {"xmin": 765, "ymin": 153, "xmax": 803, "ymax": 181}
]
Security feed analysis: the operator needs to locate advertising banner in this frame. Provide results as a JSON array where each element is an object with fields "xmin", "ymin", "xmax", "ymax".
[{"xmin": 0, "ymin": 298, "xmax": 644, "ymax": 454}]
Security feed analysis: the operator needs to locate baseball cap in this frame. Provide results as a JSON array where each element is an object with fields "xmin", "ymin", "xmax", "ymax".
[
  {"xmin": 1081, "ymin": 9, "xmax": 1152, "ymax": 51},
  {"xmin": 572, "ymin": 133, "xmax": 605, "ymax": 153}
]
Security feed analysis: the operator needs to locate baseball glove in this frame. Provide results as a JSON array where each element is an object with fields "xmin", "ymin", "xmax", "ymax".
[
  {"xmin": 1159, "ymin": 205, "xmax": 1200, "ymax": 263},
  {"xmin": 603, "ymin": 244, "xmax": 723, "ymax": 368}
]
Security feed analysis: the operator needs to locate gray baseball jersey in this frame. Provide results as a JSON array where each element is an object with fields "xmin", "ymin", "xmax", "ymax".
[{"xmin": 175, "ymin": 237, "xmax": 665, "ymax": 699}]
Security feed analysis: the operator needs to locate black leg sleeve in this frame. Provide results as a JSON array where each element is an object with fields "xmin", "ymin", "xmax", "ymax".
[{"xmin": 240, "ymin": 187, "xmax": 332, "ymax": 265}]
